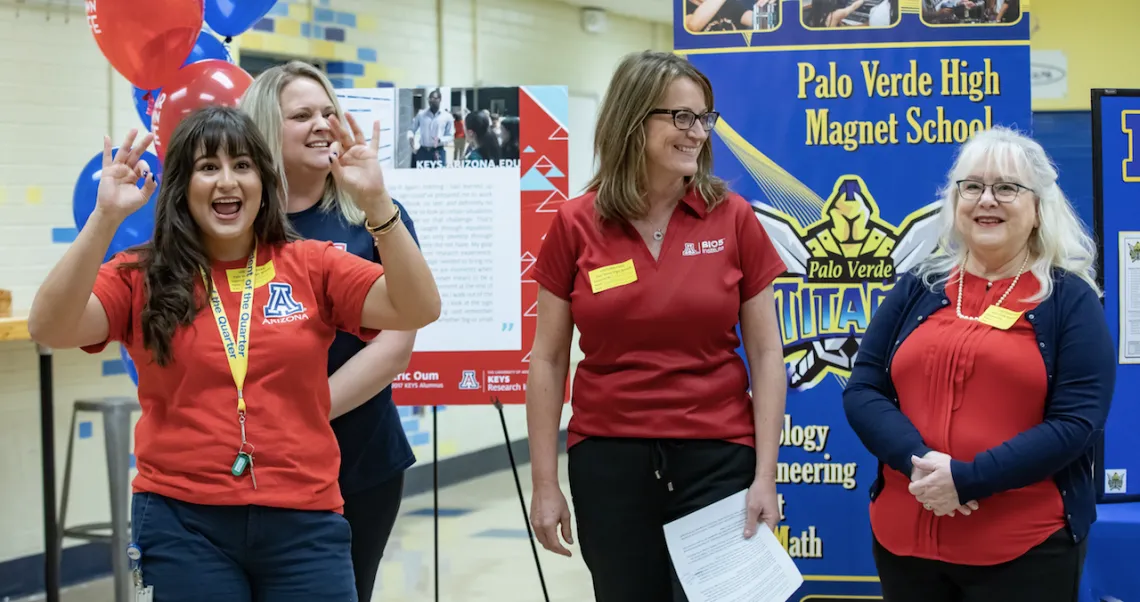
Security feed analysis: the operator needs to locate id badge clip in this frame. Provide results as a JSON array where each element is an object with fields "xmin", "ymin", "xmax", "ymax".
[{"xmin": 127, "ymin": 544, "xmax": 153, "ymax": 601}]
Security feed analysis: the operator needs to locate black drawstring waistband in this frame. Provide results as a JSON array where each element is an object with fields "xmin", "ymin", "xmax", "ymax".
[{"xmin": 651, "ymin": 440, "xmax": 674, "ymax": 492}]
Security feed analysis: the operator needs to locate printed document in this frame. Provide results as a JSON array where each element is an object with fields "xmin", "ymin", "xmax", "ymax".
[
  {"xmin": 1119, "ymin": 231, "xmax": 1140, "ymax": 364},
  {"xmin": 663, "ymin": 489, "xmax": 803, "ymax": 602}
]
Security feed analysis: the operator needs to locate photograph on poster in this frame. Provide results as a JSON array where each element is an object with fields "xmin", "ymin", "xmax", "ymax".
[
  {"xmin": 331, "ymin": 84, "xmax": 567, "ymax": 404},
  {"xmin": 683, "ymin": 0, "xmax": 782, "ymax": 33},
  {"xmin": 801, "ymin": 0, "xmax": 900, "ymax": 29},
  {"xmin": 396, "ymin": 86, "xmax": 522, "ymax": 169},
  {"xmin": 1118, "ymin": 231, "xmax": 1140, "ymax": 364},
  {"xmin": 920, "ymin": 0, "xmax": 1021, "ymax": 25}
]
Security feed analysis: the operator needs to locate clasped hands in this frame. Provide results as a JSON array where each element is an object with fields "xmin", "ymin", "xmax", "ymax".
[{"xmin": 908, "ymin": 451, "xmax": 979, "ymax": 517}]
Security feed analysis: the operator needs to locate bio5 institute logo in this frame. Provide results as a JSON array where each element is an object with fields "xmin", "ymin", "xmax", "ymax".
[{"xmin": 753, "ymin": 176, "xmax": 941, "ymax": 391}]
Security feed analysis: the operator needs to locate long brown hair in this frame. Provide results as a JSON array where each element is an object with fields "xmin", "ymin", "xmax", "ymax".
[
  {"xmin": 586, "ymin": 50, "xmax": 728, "ymax": 223},
  {"xmin": 123, "ymin": 105, "xmax": 297, "ymax": 366}
]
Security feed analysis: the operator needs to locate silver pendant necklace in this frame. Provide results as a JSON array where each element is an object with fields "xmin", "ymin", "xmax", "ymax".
[{"xmin": 653, "ymin": 229, "xmax": 664, "ymax": 241}]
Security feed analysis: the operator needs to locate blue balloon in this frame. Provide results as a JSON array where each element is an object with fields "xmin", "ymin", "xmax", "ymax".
[
  {"xmin": 204, "ymin": 0, "xmax": 276, "ymax": 38},
  {"xmin": 120, "ymin": 343, "xmax": 139, "ymax": 387},
  {"xmin": 72, "ymin": 147, "xmax": 163, "ymax": 262},
  {"xmin": 132, "ymin": 31, "xmax": 233, "ymax": 130}
]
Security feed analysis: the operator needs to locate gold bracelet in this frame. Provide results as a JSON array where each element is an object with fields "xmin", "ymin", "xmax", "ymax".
[{"xmin": 365, "ymin": 205, "xmax": 401, "ymax": 236}]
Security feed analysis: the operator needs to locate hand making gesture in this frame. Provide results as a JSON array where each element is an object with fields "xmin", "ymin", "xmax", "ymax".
[
  {"xmin": 328, "ymin": 112, "xmax": 394, "ymax": 223},
  {"xmin": 96, "ymin": 128, "xmax": 157, "ymax": 223}
]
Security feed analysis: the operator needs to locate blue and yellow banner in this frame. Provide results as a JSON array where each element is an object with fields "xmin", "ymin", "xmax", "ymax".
[
  {"xmin": 676, "ymin": 0, "xmax": 1031, "ymax": 597},
  {"xmin": 1092, "ymin": 88, "xmax": 1140, "ymax": 504}
]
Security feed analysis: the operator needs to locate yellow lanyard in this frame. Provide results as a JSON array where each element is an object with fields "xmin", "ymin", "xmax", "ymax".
[{"xmin": 201, "ymin": 243, "xmax": 259, "ymax": 488}]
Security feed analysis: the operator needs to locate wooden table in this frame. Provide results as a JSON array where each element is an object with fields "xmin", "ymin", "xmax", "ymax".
[{"xmin": 0, "ymin": 315, "xmax": 61, "ymax": 602}]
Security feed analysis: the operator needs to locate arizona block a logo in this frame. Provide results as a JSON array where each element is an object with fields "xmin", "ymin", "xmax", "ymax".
[{"xmin": 262, "ymin": 282, "xmax": 308, "ymax": 325}]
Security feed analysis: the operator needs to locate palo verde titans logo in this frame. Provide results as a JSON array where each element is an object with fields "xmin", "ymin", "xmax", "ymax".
[{"xmin": 753, "ymin": 176, "xmax": 941, "ymax": 391}]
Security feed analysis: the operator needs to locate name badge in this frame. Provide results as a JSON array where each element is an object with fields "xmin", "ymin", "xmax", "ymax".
[
  {"xmin": 226, "ymin": 261, "xmax": 276, "ymax": 292},
  {"xmin": 978, "ymin": 305, "xmax": 1022, "ymax": 330},
  {"xmin": 588, "ymin": 259, "xmax": 638, "ymax": 294}
]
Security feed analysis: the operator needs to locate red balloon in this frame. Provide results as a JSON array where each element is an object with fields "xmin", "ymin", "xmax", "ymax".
[
  {"xmin": 86, "ymin": 0, "xmax": 205, "ymax": 91},
  {"xmin": 151, "ymin": 60, "xmax": 254, "ymax": 161}
]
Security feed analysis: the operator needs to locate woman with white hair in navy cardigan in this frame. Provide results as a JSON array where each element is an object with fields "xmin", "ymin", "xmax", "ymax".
[{"xmin": 844, "ymin": 126, "xmax": 1114, "ymax": 602}]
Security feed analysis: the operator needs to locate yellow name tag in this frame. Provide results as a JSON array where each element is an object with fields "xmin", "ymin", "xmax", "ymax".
[
  {"xmin": 978, "ymin": 305, "xmax": 1022, "ymax": 330},
  {"xmin": 588, "ymin": 259, "xmax": 638, "ymax": 294},
  {"xmin": 226, "ymin": 261, "xmax": 275, "ymax": 292}
]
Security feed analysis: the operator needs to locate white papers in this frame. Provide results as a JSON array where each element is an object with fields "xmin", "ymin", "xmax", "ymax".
[
  {"xmin": 1119, "ymin": 232, "xmax": 1140, "ymax": 364},
  {"xmin": 385, "ymin": 166, "xmax": 522, "ymax": 353},
  {"xmin": 664, "ymin": 490, "xmax": 803, "ymax": 602},
  {"xmin": 334, "ymin": 88, "xmax": 396, "ymax": 172}
]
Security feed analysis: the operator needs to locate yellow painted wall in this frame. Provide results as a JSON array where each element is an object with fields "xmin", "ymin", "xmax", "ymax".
[{"xmin": 1031, "ymin": 0, "xmax": 1140, "ymax": 111}]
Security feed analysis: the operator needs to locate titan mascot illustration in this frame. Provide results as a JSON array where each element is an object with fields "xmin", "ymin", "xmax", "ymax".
[{"xmin": 752, "ymin": 176, "xmax": 941, "ymax": 390}]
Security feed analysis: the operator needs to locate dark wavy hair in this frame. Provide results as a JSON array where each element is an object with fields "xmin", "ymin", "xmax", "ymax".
[{"xmin": 123, "ymin": 105, "xmax": 297, "ymax": 366}]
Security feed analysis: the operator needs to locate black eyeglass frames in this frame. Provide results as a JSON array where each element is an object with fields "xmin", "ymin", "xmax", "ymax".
[{"xmin": 647, "ymin": 109, "xmax": 720, "ymax": 131}]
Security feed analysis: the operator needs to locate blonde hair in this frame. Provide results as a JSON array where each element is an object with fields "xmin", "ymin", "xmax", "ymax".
[
  {"xmin": 914, "ymin": 126, "xmax": 1099, "ymax": 301},
  {"xmin": 586, "ymin": 50, "xmax": 728, "ymax": 223},
  {"xmin": 240, "ymin": 61, "xmax": 364, "ymax": 224}
]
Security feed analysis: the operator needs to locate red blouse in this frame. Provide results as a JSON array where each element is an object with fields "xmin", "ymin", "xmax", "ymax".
[{"xmin": 870, "ymin": 268, "xmax": 1066, "ymax": 566}]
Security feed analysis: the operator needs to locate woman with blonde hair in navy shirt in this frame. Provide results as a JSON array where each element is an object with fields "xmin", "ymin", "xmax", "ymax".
[{"xmin": 241, "ymin": 61, "xmax": 420, "ymax": 602}]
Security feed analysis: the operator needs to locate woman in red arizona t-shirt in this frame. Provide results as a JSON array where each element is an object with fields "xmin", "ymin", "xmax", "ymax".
[{"xmin": 27, "ymin": 105, "xmax": 440, "ymax": 601}]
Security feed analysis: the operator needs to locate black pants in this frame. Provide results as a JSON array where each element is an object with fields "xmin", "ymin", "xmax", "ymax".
[
  {"xmin": 568, "ymin": 437, "xmax": 757, "ymax": 602},
  {"xmin": 872, "ymin": 527, "xmax": 1088, "ymax": 602},
  {"xmin": 341, "ymin": 472, "xmax": 405, "ymax": 602}
]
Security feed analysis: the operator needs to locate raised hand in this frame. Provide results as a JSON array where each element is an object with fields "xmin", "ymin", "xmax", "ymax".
[
  {"xmin": 96, "ymin": 129, "xmax": 157, "ymax": 222},
  {"xmin": 328, "ymin": 112, "xmax": 392, "ymax": 219}
]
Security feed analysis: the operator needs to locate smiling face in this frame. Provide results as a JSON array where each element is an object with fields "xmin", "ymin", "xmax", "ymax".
[
  {"xmin": 953, "ymin": 165, "xmax": 1038, "ymax": 261},
  {"xmin": 643, "ymin": 76, "xmax": 711, "ymax": 182},
  {"xmin": 279, "ymin": 76, "xmax": 337, "ymax": 174},
  {"xmin": 187, "ymin": 144, "xmax": 263, "ymax": 255}
]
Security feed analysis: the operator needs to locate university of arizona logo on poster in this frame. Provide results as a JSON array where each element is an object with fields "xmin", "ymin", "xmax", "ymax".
[
  {"xmin": 458, "ymin": 370, "xmax": 481, "ymax": 390},
  {"xmin": 753, "ymin": 176, "xmax": 941, "ymax": 391},
  {"xmin": 262, "ymin": 282, "xmax": 308, "ymax": 325}
]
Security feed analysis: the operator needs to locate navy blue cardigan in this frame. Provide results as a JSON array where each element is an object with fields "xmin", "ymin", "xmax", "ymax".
[{"xmin": 842, "ymin": 268, "xmax": 1115, "ymax": 544}]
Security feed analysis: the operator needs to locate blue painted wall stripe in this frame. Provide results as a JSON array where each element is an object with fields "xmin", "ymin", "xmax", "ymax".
[
  {"xmin": 326, "ymin": 61, "xmax": 364, "ymax": 76},
  {"xmin": 252, "ymin": 18, "xmax": 275, "ymax": 33},
  {"xmin": 409, "ymin": 432, "xmax": 430, "ymax": 446},
  {"xmin": 78, "ymin": 421, "xmax": 93, "ymax": 440},
  {"xmin": 101, "ymin": 360, "xmax": 127, "ymax": 376},
  {"xmin": 327, "ymin": 77, "xmax": 355, "ymax": 89},
  {"xmin": 357, "ymin": 47, "xmax": 377, "ymax": 62},
  {"xmin": 324, "ymin": 27, "xmax": 346, "ymax": 42},
  {"xmin": 313, "ymin": 7, "xmax": 335, "ymax": 22},
  {"xmin": 52, "ymin": 227, "xmax": 78, "ymax": 243},
  {"xmin": 301, "ymin": 21, "xmax": 311, "ymax": 37},
  {"xmin": 268, "ymin": 1, "xmax": 289, "ymax": 16},
  {"xmin": 335, "ymin": 12, "xmax": 357, "ymax": 27}
]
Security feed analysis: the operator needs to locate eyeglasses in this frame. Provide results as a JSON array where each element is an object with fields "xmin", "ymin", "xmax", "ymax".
[
  {"xmin": 955, "ymin": 180, "xmax": 1034, "ymax": 203},
  {"xmin": 648, "ymin": 109, "xmax": 719, "ymax": 131}
]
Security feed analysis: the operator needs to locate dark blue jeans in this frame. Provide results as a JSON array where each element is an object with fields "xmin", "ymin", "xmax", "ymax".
[{"xmin": 130, "ymin": 492, "xmax": 357, "ymax": 602}]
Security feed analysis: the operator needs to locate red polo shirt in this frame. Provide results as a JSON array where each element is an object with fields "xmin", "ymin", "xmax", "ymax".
[
  {"xmin": 533, "ymin": 188, "xmax": 786, "ymax": 448},
  {"xmin": 82, "ymin": 239, "xmax": 384, "ymax": 513},
  {"xmin": 871, "ymin": 269, "xmax": 1065, "ymax": 565}
]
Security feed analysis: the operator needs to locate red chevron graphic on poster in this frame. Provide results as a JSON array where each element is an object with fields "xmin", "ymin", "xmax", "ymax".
[{"xmin": 392, "ymin": 85, "xmax": 570, "ymax": 406}]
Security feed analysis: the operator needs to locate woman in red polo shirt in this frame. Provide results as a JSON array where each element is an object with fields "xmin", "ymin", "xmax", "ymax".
[
  {"xmin": 526, "ymin": 50, "xmax": 789, "ymax": 600},
  {"xmin": 843, "ymin": 127, "xmax": 1114, "ymax": 601},
  {"xmin": 27, "ymin": 106, "xmax": 440, "ymax": 601}
]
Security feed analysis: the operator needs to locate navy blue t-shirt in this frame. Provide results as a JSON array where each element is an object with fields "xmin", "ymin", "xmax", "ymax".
[{"xmin": 287, "ymin": 199, "xmax": 418, "ymax": 496}]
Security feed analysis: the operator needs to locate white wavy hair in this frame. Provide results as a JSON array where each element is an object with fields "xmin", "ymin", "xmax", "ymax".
[{"xmin": 913, "ymin": 125, "xmax": 1100, "ymax": 301}]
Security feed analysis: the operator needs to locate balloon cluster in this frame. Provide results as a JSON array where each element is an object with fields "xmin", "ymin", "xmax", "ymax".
[{"xmin": 78, "ymin": 0, "xmax": 275, "ymax": 384}]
